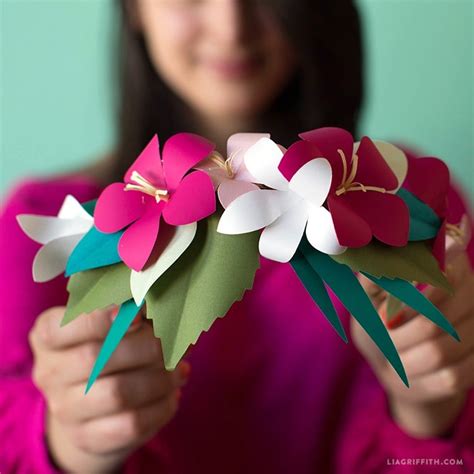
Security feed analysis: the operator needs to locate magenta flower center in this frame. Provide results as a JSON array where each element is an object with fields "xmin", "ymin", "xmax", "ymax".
[
  {"xmin": 124, "ymin": 170, "xmax": 169, "ymax": 202},
  {"xmin": 335, "ymin": 149, "xmax": 387, "ymax": 196}
]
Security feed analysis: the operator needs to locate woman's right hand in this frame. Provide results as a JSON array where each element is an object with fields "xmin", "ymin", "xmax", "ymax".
[{"xmin": 29, "ymin": 305, "xmax": 190, "ymax": 474}]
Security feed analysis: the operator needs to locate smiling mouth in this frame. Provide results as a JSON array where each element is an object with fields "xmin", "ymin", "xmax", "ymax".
[{"xmin": 201, "ymin": 54, "xmax": 263, "ymax": 79}]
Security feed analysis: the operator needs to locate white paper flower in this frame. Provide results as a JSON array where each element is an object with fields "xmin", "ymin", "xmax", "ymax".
[
  {"xmin": 17, "ymin": 195, "xmax": 93, "ymax": 282},
  {"xmin": 217, "ymin": 138, "xmax": 346, "ymax": 263},
  {"xmin": 130, "ymin": 222, "xmax": 197, "ymax": 305},
  {"xmin": 196, "ymin": 133, "xmax": 271, "ymax": 208}
]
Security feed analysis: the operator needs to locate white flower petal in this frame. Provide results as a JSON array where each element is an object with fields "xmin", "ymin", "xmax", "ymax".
[
  {"xmin": 218, "ymin": 180, "xmax": 260, "ymax": 209},
  {"xmin": 58, "ymin": 195, "xmax": 94, "ymax": 221},
  {"xmin": 130, "ymin": 223, "xmax": 197, "ymax": 305},
  {"xmin": 227, "ymin": 133, "xmax": 270, "ymax": 180},
  {"xmin": 306, "ymin": 205, "xmax": 346, "ymax": 255},
  {"xmin": 17, "ymin": 215, "xmax": 93, "ymax": 244},
  {"xmin": 217, "ymin": 189, "xmax": 293, "ymax": 235},
  {"xmin": 32, "ymin": 234, "xmax": 84, "ymax": 282},
  {"xmin": 244, "ymin": 138, "xmax": 288, "ymax": 191},
  {"xmin": 259, "ymin": 202, "xmax": 308, "ymax": 263},
  {"xmin": 289, "ymin": 158, "xmax": 332, "ymax": 207}
]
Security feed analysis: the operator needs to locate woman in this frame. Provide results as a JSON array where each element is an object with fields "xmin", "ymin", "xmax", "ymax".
[{"xmin": 1, "ymin": 1, "xmax": 473, "ymax": 472}]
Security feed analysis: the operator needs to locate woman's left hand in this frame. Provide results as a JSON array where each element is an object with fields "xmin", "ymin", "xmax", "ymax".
[{"xmin": 351, "ymin": 250, "xmax": 474, "ymax": 438}]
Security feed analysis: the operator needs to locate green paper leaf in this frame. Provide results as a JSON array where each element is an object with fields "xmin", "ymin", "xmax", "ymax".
[
  {"xmin": 290, "ymin": 250, "xmax": 347, "ymax": 343},
  {"xmin": 331, "ymin": 241, "xmax": 451, "ymax": 292},
  {"xmin": 397, "ymin": 188, "xmax": 441, "ymax": 240},
  {"xmin": 300, "ymin": 240, "xmax": 408, "ymax": 387},
  {"xmin": 65, "ymin": 226, "xmax": 123, "ymax": 276},
  {"xmin": 62, "ymin": 263, "xmax": 132, "ymax": 326},
  {"xmin": 145, "ymin": 214, "xmax": 260, "ymax": 370},
  {"xmin": 85, "ymin": 299, "xmax": 142, "ymax": 394},
  {"xmin": 363, "ymin": 274, "xmax": 459, "ymax": 341}
]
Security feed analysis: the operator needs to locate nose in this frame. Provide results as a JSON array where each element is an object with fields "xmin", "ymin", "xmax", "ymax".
[{"xmin": 205, "ymin": 0, "xmax": 253, "ymax": 48}]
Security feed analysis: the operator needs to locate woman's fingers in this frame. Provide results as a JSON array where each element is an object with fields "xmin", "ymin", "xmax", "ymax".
[
  {"xmin": 49, "ymin": 362, "xmax": 189, "ymax": 424},
  {"xmin": 34, "ymin": 321, "xmax": 165, "ymax": 389},
  {"xmin": 31, "ymin": 306, "xmax": 117, "ymax": 351},
  {"xmin": 400, "ymin": 352, "xmax": 474, "ymax": 402},
  {"xmin": 398, "ymin": 312, "xmax": 474, "ymax": 378},
  {"xmin": 388, "ymin": 273, "xmax": 474, "ymax": 352},
  {"xmin": 66, "ymin": 393, "xmax": 179, "ymax": 455}
]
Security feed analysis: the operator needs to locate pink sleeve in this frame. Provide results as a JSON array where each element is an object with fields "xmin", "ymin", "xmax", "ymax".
[
  {"xmin": 0, "ymin": 178, "xmax": 99, "ymax": 473},
  {"xmin": 336, "ymin": 179, "xmax": 474, "ymax": 473},
  {"xmin": 338, "ymin": 373, "xmax": 474, "ymax": 473}
]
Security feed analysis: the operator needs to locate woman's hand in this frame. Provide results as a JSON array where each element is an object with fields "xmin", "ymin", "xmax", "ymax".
[
  {"xmin": 29, "ymin": 305, "xmax": 189, "ymax": 473},
  {"xmin": 351, "ymin": 251, "xmax": 474, "ymax": 438}
]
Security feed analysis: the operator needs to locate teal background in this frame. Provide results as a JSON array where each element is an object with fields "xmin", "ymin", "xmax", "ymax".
[{"xmin": 1, "ymin": 0, "xmax": 473, "ymax": 198}]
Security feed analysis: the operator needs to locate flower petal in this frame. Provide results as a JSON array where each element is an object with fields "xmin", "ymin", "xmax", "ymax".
[
  {"xmin": 433, "ymin": 219, "xmax": 447, "ymax": 270},
  {"xmin": 404, "ymin": 156, "xmax": 450, "ymax": 216},
  {"xmin": 338, "ymin": 192, "xmax": 410, "ymax": 247},
  {"xmin": 218, "ymin": 180, "xmax": 260, "ymax": 209},
  {"xmin": 58, "ymin": 195, "xmax": 93, "ymax": 221},
  {"xmin": 299, "ymin": 127, "xmax": 353, "ymax": 190},
  {"xmin": 95, "ymin": 183, "xmax": 147, "ymax": 233},
  {"xmin": 244, "ymin": 137, "xmax": 288, "ymax": 190},
  {"xmin": 328, "ymin": 195, "xmax": 372, "ymax": 248},
  {"xmin": 163, "ymin": 133, "xmax": 215, "ymax": 191},
  {"xmin": 353, "ymin": 136, "xmax": 398, "ymax": 191},
  {"xmin": 118, "ymin": 203, "xmax": 164, "ymax": 271},
  {"xmin": 289, "ymin": 158, "xmax": 332, "ymax": 207},
  {"xmin": 278, "ymin": 140, "xmax": 323, "ymax": 182},
  {"xmin": 162, "ymin": 171, "xmax": 216, "ymax": 225},
  {"xmin": 130, "ymin": 223, "xmax": 197, "ymax": 305},
  {"xmin": 124, "ymin": 135, "xmax": 165, "ymax": 188},
  {"xmin": 369, "ymin": 141, "xmax": 408, "ymax": 192},
  {"xmin": 258, "ymin": 203, "xmax": 308, "ymax": 262},
  {"xmin": 306, "ymin": 205, "xmax": 346, "ymax": 255},
  {"xmin": 227, "ymin": 132, "xmax": 270, "ymax": 181},
  {"xmin": 32, "ymin": 234, "xmax": 84, "ymax": 282},
  {"xmin": 217, "ymin": 189, "xmax": 293, "ymax": 235},
  {"xmin": 17, "ymin": 215, "xmax": 92, "ymax": 244}
]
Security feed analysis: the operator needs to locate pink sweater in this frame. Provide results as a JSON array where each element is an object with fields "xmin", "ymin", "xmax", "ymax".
[{"xmin": 1, "ymin": 175, "xmax": 473, "ymax": 474}]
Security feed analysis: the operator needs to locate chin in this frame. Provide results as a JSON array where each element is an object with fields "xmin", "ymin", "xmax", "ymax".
[{"xmin": 195, "ymin": 90, "xmax": 272, "ymax": 120}]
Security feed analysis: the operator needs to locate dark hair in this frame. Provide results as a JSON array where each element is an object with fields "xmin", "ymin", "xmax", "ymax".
[{"xmin": 113, "ymin": 0, "xmax": 364, "ymax": 180}]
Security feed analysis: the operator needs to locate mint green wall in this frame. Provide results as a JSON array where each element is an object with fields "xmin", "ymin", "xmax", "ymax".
[
  {"xmin": 1, "ymin": 0, "xmax": 473, "ymax": 199},
  {"xmin": 1, "ymin": 1, "xmax": 116, "ymax": 194}
]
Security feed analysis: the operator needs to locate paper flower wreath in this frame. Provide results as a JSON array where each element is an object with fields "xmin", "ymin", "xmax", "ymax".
[{"xmin": 17, "ymin": 128, "xmax": 469, "ymax": 394}]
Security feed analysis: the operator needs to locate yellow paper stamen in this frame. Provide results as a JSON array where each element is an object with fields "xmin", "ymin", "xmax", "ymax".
[
  {"xmin": 208, "ymin": 150, "xmax": 235, "ymax": 178},
  {"xmin": 446, "ymin": 222, "xmax": 465, "ymax": 245},
  {"xmin": 335, "ymin": 149, "xmax": 387, "ymax": 196},
  {"xmin": 124, "ymin": 171, "xmax": 169, "ymax": 202}
]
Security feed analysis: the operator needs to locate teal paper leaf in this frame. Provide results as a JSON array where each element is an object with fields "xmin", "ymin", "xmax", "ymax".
[
  {"xmin": 65, "ymin": 226, "xmax": 123, "ymax": 276},
  {"xmin": 363, "ymin": 274, "xmax": 460, "ymax": 341},
  {"xmin": 397, "ymin": 188, "xmax": 441, "ymax": 241},
  {"xmin": 290, "ymin": 250, "xmax": 347, "ymax": 343},
  {"xmin": 299, "ymin": 239, "xmax": 408, "ymax": 387},
  {"xmin": 85, "ymin": 299, "xmax": 143, "ymax": 393},
  {"xmin": 81, "ymin": 199, "xmax": 97, "ymax": 217}
]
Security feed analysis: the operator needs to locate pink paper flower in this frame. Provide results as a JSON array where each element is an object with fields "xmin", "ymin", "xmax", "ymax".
[
  {"xmin": 95, "ymin": 133, "xmax": 216, "ymax": 271},
  {"xmin": 403, "ymin": 153, "xmax": 451, "ymax": 268},
  {"xmin": 196, "ymin": 133, "xmax": 270, "ymax": 208},
  {"xmin": 281, "ymin": 127, "xmax": 410, "ymax": 248}
]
